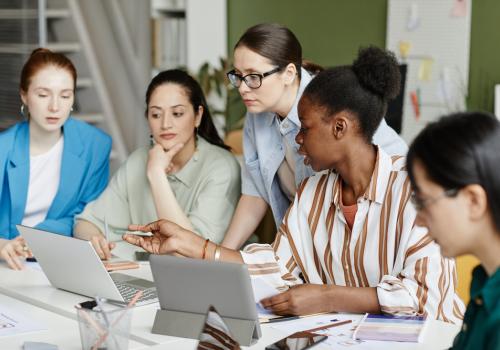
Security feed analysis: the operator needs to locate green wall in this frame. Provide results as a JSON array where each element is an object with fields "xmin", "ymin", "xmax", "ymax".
[
  {"xmin": 228, "ymin": 0, "xmax": 500, "ymax": 113},
  {"xmin": 468, "ymin": 0, "xmax": 500, "ymax": 111},
  {"xmin": 228, "ymin": 0, "xmax": 387, "ymax": 68}
]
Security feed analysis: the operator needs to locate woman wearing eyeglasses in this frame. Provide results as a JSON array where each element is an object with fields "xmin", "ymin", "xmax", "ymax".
[
  {"xmin": 222, "ymin": 23, "xmax": 408, "ymax": 249},
  {"xmin": 123, "ymin": 46, "xmax": 463, "ymax": 322},
  {"xmin": 407, "ymin": 112, "xmax": 500, "ymax": 349}
]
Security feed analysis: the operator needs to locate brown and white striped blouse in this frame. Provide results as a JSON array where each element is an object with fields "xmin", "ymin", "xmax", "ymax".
[{"xmin": 241, "ymin": 148, "xmax": 465, "ymax": 323}]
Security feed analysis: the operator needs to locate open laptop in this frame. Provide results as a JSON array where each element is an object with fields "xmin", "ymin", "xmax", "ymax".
[
  {"xmin": 150, "ymin": 255, "xmax": 261, "ymax": 345},
  {"xmin": 17, "ymin": 225, "xmax": 158, "ymax": 306}
]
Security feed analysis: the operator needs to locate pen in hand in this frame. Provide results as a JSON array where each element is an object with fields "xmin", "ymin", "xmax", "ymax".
[{"xmin": 104, "ymin": 215, "xmax": 110, "ymax": 242}]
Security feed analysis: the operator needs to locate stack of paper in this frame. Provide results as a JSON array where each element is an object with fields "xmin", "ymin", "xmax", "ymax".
[{"xmin": 353, "ymin": 314, "xmax": 427, "ymax": 343}]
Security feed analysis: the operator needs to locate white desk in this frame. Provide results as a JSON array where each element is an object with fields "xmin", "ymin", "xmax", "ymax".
[
  {"xmin": 0, "ymin": 244, "xmax": 182, "ymax": 347},
  {"xmin": 0, "ymin": 293, "xmax": 147, "ymax": 349},
  {"xmin": 0, "ymin": 242, "xmax": 461, "ymax": 349},
  {"xmin": 145, "ymin": 319, "xmax": 460, "ymax": 350}
]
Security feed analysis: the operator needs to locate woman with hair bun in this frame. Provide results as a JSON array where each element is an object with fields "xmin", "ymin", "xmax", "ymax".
[
  {"xmin": 124, "ymin": 46, "xmax": 464, "ymax": 322},
  {"xmin": 222, "ymin": 23, "xmax": 407, "ymax": 250},
  {"xmin": 0, "ymin": 48, "xmax": 112, "ymax": 270}
]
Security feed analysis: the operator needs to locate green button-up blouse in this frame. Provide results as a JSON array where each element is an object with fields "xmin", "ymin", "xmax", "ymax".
[
  {"xmin": 452, "ymin": 265, "xmax": 500, "ymax": 350},
  {"xmin": 76, "ymin": 137, "xmax": 241, "ymax": 243}
]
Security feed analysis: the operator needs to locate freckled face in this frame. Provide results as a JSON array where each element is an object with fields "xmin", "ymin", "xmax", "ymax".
[{"xmin": 21, "ymin": 65, "xmax": 74, "ymax": 132}]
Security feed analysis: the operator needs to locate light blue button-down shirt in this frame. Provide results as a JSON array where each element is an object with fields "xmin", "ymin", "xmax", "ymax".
[{"xmin": 242, "ymin": 69, "xmax": 408, "ymax": 227}]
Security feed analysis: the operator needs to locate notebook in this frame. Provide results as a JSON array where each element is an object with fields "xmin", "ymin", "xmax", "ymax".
[{"xmin": 353, "ymin": 314, "xmax": 427, "ymax": 342}]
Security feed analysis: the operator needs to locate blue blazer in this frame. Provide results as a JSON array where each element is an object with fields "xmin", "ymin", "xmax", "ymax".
[{"xmin": 0, "ymin": 118, "xmax": 112, "ymax": 238}]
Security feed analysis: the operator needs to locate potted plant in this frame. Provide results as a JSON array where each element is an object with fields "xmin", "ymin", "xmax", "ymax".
[{"xmin": 196, "ymin": 58, "xmax": 246, "ymax": 154}]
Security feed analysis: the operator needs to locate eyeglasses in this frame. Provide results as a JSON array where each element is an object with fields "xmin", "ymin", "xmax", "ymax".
[
  {"xmin": 226, "ymin": 67, "xmax": 282, "ymax": 89},
  {"xmin": 410, "ymin": 188, "xmax": 459, "ymax": 211}
]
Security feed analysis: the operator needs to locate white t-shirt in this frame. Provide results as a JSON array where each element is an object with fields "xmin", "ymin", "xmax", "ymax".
[{"xmin": 22, "ymin": 137, "xmax": 64, "ymax": 227}]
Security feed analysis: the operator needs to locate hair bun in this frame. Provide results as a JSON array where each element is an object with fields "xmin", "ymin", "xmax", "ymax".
[
  {"xmin": 352, "ymin": 46, "xmax": 400, "ymax": 100},
  {"xmin": 30, "ymin": 47, "xmax": 52, "ymax": 57}
]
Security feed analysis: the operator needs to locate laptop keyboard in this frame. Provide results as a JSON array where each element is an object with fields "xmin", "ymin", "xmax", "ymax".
[{"xmin": 115, "ymin": 282, "xmax": 158, "ymax": 303}]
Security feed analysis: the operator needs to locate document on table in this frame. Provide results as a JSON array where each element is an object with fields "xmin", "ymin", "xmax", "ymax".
[
  {"xmin": 0, "ymin": 305, "xmax": 46, "ymax": 337},
  {"xmin": 251, "ymin": 278, "xmax": 283, "ymax": 321},
  {"xmin": 269, "ymin": 313, "xmax": 359, "ymax": 334},
  {"xmin": 25, "ymin": 261, "xmax": 43, "ymax": 271},
  {"xmin": 251, "ymin": 278, "xmax": 279, "ymax": 303},
  {"xmin": 270, "ymin": 313, "xmax": 426, "ymax": 349}
]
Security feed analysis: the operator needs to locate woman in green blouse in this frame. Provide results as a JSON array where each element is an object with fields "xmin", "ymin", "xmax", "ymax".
[
  {"xmin": 407, "ymin": 111, "xmax": 500, "ymax": 350},
  {"xmin": 74, "ymin": 69, "xmax": 240, "ymax": 259}
]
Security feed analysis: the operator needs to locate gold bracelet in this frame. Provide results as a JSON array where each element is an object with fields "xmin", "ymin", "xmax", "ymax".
[
  {"xmin": 214, "ymin": 244, "xmax": 221, "ymax": 261},
  {"xmin": 201, "ymin": 239, "xmax": 210, "ymax": 260}
]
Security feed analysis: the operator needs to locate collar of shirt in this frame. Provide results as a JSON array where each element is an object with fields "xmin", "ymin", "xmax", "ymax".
[
  {"xmin": 470, "ymin": 265, "xmax": 500, "ymax": 312},
  {"xmin": 265, "ymin": 68, "xmax": 313, "ymax": 129},
  {"xmin": 331, "ymin": 146, "xmax": 393, "ymax": 207},
  {"xmin": 167, "ymin": 136, "xmax": 207, "ymax": 187}
]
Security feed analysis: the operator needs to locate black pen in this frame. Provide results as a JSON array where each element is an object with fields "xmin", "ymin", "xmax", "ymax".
[
  {"xmin": 260, "ymin": 312, "xmax": 330, "ymax": 324},
  {"xmin": 262, "ymin": 315, "xmax": 300, "ymax": 324}
]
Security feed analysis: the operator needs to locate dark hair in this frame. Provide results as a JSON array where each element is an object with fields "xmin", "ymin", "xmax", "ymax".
[
  {"xmin": 407, "ymin": 111, "xmax": 500, "ymax": 231},
  {"xmin": 235, "ymin": 23, "xmax": 322, "ymax": 79},
  {"xmin": 145, "ymin": 69, "xmax": 229, "ymax": 151},
  {"xmin": 300, "ymin": 46, "xmax": 400, "ymax": 142},
  {"xmin": 20, "ymin": 48, "xmax": 77, "ymax": 92}
]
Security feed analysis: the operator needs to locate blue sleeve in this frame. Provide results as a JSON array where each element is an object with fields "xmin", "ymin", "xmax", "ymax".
[
  {"xmin": 241, "ymin": 114, "xmax": 262, "ymax": 197},
  {"xmin": 34, "ymin": 132, "xmax": 112, "ymax": 236},
  {"xmin": 0, "ymin": 127, "xmax": 17, "ymax": 238},
  {"xmin": 372, "ymin": 118, "xmax": 408, "ymax": 156}
]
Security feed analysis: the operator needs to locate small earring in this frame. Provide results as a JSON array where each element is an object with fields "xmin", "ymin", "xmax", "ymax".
[
  {"xmin": 20, "ymin": 104, "xmax": 26, "ymax": 117},
  {"xmin": 70, "ymin": 106, "xmax": 74, "ymax": 112},
  {"xmin": 149, "ymin": 134, "xmax": 154, "ymax": 146}
]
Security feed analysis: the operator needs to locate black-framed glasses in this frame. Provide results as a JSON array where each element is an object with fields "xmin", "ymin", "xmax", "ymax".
[
  {"xmin": 226, "ymin": 67, "xmax": 282, "ymax": 89},
  {"xmin": 410, "ymin": 188, "xmax": 459, "ymax": 211}
]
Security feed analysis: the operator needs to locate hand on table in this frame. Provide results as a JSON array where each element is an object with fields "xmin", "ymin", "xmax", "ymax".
[
  {"xmin": 0, "ymin": 236, "xmax": 32, "ymax": 270},
  {"xmin": 260, "ymin": 284, "xmax": 330, "ymax": 316}
]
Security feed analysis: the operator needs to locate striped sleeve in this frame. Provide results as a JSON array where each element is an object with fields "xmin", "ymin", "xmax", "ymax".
[
  {"xmin": 377, "ymin": 204, "xmax": 465, "ymax": 323},
  {"xmin": 241, "ymin": 197, "xmax": 304, "ymax": 291}
]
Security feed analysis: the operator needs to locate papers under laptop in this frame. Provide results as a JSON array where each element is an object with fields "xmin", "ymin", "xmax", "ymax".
[{"xmin": 17, "ymin": 225, "xmax": 157, "ymax": 306}]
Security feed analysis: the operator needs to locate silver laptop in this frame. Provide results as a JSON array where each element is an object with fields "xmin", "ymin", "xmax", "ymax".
[{"xmin": 17, "ymin": 225, "xmax": 158, "ymax": 306}]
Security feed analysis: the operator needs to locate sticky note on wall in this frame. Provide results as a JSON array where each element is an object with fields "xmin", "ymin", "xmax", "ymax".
[{"xmin": 418, "ymin": 58, "xmax": 433, "ymax": 81}]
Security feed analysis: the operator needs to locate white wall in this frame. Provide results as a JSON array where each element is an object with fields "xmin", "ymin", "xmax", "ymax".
[{"xmin": 186, "ymin": 0, "xmax": 227, "ymax": 72}]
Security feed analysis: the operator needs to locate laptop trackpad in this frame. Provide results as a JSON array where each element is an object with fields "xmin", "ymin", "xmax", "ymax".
[{"xmin": 111, "ymin": 273, "xmax": 155, "ymax": 289}]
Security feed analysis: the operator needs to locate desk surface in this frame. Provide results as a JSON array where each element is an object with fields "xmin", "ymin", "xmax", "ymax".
[
  {"xmin": 0, "ymin": 293, "xmax": 147, "ymax": 349},
  {"xmin": 0, "ymin": 242, "xmax": 461, "ymax": 349}
]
